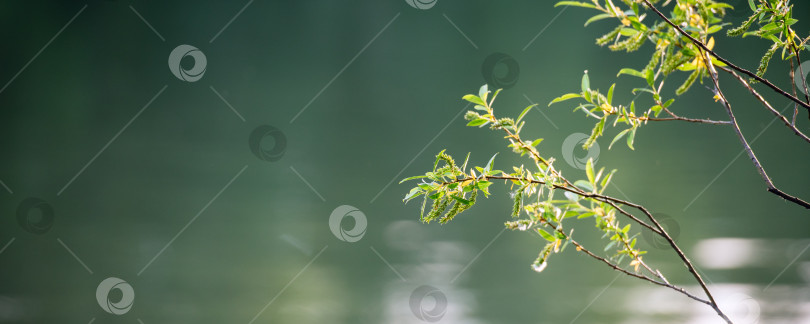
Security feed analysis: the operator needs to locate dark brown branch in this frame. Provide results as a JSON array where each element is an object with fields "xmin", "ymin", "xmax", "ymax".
[
  {"xmin": 703, "ymin": 50, "xmax": 810, "ymax": 210},
  {"xmin": 538, "ymin": 220, "xmax": 711, "ymax": 306},
  {"xmin": 719, "ymin": 65, "xmax": 810, "ymax": 143},
  {"xmin": 640, "ymin": 0, "xmax": 810, "ymax": 114}
]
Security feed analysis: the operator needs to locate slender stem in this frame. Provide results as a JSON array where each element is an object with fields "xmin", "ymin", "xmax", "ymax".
[
  {"xmin": 645, "ymin": 116, "xmax": 731, "ymax": 125},
  {"xmin": 703, "ymin": 50, "xmax": 810, "ymax": 209},
  {"xmin": 538, "ymin": 217, "xmax": 711, "ymax": 306},
  {"xmin": 640, "ymin": 0, "xmax": 810, "ymax": 113},
  {"xmin": 719, "ymin": 65, "xmax": 810, "ymax": 144}
]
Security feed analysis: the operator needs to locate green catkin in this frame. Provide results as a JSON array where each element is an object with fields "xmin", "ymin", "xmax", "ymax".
[
  {"xmin": 596, "ymin": 25, "xmax": 623, "ymax": 47},
  {"xmin": 512, "ymin": 190, "xmax": 523, "ymax": 218},
  {"xmin": 727, "ymin": 10, "xmax": 761, "ymax": 37},
  {"xmin": 752, "ymin": 43, "xmax": 778, "ymax": 83},
  {"xmin": 676, "ymin": 69, "xmax": 700, "ymax": 95}
]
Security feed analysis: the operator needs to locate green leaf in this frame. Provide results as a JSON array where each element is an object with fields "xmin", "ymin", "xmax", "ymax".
[
  {"xmin": 537, "ymin": 228, "xmax": 556, "ymax": 242},
  {"xmin": 586, "ymin": 158, "xmax": 595, "ymax": 186},
  {"xmin": 450, "ymin": 195, "xmax": 472, "ymax": 205},
  {"xmin": 585, "ymin": 13, "xmax": 612, "ymax": 26},
  {"xmin": 617, "ymin": 68, "xmax": 645, "ymax": 78},
  {"xmin": 517, "ymin": 104, "xmax": 538, "ymax": 123},
  {"xmin": 609, "ymin": 128, "xmax": 631, "ymax": 149},
  {"xmin": 554, "ymin": 1, "xmax": 598, "ymax": 9},
  {"xmin": 531, "ymin": 138, "xmax": 544, "ymax": 147},
  {"xmin": 581, "ymin": 71, "xmax": 590, "ymax": 93},
  {"xmin": 484, "ymin": 153, "xmax": 498, "ymax": 173},
  {"xmin": 462, "ymin": 94, "xmax": 486, "ymax": 106},
  {"xmin": 548, "ymin": 93, "xmax": 581, "ymax": 106},
  {"xmin": 607, "ymin": 83, "xmax": 615, "ymax": 104},
  {"xmin": 626, "ymin": 127, "xmax": 637, "ymax": 150},
  {"xmin": 479, "ymin": 84, "xmax": 489, "ymax": 102},
  {"xmin": 466, "ymin": 118, "xmax": 489, "ymax": 127}
]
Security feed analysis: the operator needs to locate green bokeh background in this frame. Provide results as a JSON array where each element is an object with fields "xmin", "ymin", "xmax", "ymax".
[{"xmin": 1, "ymin": 1, "xmax": 809, "ymax": 323}]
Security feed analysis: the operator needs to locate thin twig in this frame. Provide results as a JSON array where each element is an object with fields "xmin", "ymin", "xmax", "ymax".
[
  {"xmin": 703, "ymin": 50, "xmax": 810, "ymax": 210},
  {"xmin": 719, "ymin": 66, "xmax": 810, "ymax": 144},
  {"xmin": 640, "ymin": 0, "xmax": 810, "ymax": 114}
]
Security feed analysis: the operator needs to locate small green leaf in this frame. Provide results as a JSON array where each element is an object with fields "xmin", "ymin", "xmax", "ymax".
[
  {"xmin": 581, "ymin": 71, "xmax": 590, "ymax": 93},
  {"xmin": 626, "ymin": 127, "xmax": 637, "ymax": 150},
  {"xmin": 609, "ymin": 128, "xmax": 631, "ymax": 149},
  {"xmin": 466, "ymin": 118, "xmax": 489, "ymax": 127},
  {"xmin": 537, "ymin": 228, "xmax": 556, "ymax": 242},
  {"xmin": 617, "ymin": 68, "xmax": 645, "ymax": 78},
  {"xmin": 462, "ymin": 94, "xmax": 486, "ymax": 106},
  {"xmin": 607, "ymin": 83, "xmax": 615, "ymax": 104},
  {"xmin": 517, "ymin": 104, "xmax": 538, "ymax": 123},
  {"xmin": 548, "ymin": 93, "xmax": 581, "ymax": 106},
  {"xmin": 586, "ymin": 158, "xmax": 595, "ymax": 186}
]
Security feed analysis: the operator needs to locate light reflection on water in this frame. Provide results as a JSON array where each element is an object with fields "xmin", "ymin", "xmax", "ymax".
[{"xmin": 381, "ymin": 220, "xmax": 486, "ymax": 324}]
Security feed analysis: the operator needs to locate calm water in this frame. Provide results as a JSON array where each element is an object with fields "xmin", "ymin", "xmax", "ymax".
[{"xmin": 1, "ymin": 1, "xmax": 809, "ymax": 323}]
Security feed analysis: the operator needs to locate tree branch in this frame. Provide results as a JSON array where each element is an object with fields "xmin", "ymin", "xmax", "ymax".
[
  {"xmin": 719, "ymin": 65, "xmax": 810, "ymax": 144},
  {"xmin": 640, "ymin": 0, "xmax": 810, "ymax": 114}
]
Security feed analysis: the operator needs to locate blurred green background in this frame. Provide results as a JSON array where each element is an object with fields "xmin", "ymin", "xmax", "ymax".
[{"xmin": 1, "ymin": 1, "xmax": 809, "ymax": 323}]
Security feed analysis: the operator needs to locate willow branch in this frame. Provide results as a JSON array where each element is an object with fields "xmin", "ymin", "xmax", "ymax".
[
  {"xmin": 703, "ymin": 50, "xmax": 810, "ymax": 210},
  {"xmin": 541, "ymin": 221, "xmax": 711, "ymax": 306},
  {"xmin": 719, "ymin": 65, "xmax": 810, "ymax": 143},
  {"xmin": 640, "ymin": 0, "xmax": 810, "ymax": 113}
]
